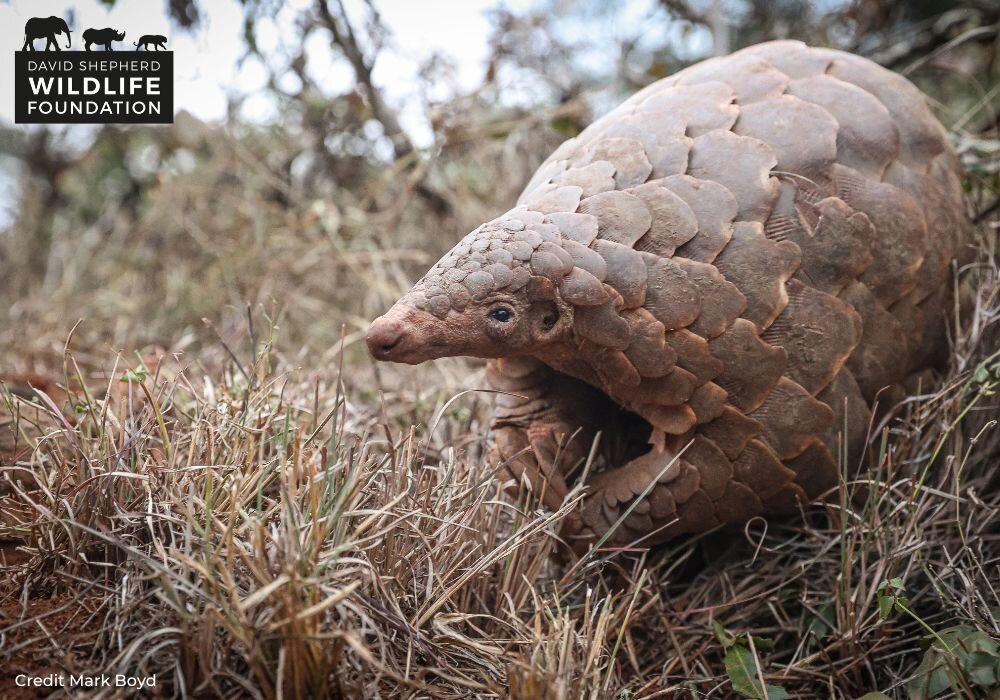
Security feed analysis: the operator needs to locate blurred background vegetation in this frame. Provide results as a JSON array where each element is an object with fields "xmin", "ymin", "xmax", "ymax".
[{"xmin": 1, "ymin": 0, "xmax": 997, "ymax": 373}]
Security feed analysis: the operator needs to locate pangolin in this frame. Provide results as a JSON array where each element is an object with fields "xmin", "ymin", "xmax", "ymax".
[{"xmin": 367, "ymin": 41, "xmax": 973, "ymax": 548}]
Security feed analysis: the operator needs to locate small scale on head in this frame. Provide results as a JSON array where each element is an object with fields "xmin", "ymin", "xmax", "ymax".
[{"xmin": 367, "ymin": 209, "xmax": 608, "ymax": 364}]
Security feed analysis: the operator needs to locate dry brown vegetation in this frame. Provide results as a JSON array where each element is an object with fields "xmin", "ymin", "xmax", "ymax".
[{"xmin": 1, "ymin": 1, "xmax": 999, "ymax": 697}]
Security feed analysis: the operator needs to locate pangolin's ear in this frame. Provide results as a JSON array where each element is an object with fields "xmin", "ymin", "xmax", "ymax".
[{"xmin": 530, "ymin": 299, "xmax": 572, "ymax": 338}]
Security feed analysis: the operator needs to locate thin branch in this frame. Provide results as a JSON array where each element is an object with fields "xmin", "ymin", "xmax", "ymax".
[
  {"xmin": 902, "ymin": 22, "xmax": 1000, "ymax": 76},
  {"xmin": 316, "ymin": 0, "xmax": 412, "ymax": 161},
  {"xmin": 659, "ymin": 0, "xmax": 709, "ymax": 26},
  {"xmin": 315, "ymin": 0, "xmax": 450, "ymax": 214}
]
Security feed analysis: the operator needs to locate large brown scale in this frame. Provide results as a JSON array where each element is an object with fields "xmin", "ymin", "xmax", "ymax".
[{"xmin": 367, "ymin": 41, "xmax": 973, "ymax": 549}]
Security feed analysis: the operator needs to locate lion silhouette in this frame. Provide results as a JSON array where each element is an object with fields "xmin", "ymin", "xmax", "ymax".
[
  {"xmin": 83, "ymin": 27, "xmax": 125, "ymax": 51},
  {"xmin": 134, "ymin": 34, "xmax": 167, "ymax": 51}
]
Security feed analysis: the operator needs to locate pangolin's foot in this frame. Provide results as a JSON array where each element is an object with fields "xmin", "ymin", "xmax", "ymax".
[{"xmin": 562, "ymin": 440, "xmax": 685, "ymax": 555}]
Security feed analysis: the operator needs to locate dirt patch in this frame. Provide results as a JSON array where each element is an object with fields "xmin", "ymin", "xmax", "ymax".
[
  {"xmin": 0, "ymin": 593, "xmax": 98, "ymax": 699},
  {"xmin": 0, "ymin": 541, "xmax": 32, "ymax": 567}
]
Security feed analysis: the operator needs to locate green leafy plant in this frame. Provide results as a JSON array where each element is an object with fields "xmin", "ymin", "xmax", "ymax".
[
  {"xmin": 906, "ymin": 625, "xmax": 1000, "ymax": 699},
  {"xmin": 877, "ymin": 577, "xmax": 910, "ymax": 621},
  {"xmin": 714, "ymin": 622, "xmax": 789, "ymax": 700},
  {"xmin": 120, "ymin": 367, "xmax": 149, "ymax": 383}
]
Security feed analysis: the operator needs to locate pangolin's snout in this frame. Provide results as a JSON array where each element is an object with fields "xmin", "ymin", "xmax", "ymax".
[{"xmin": 366, "ymin": 315, "xmax": 409, "ymax": 361}]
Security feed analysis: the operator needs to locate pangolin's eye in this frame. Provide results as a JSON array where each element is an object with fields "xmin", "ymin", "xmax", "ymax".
[{"xmin": 488, "ymin": 307, "xmax": 513, "ymax": 323}]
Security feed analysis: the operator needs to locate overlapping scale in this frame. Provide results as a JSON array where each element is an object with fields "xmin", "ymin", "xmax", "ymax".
[{"xmin": 475, "ymin": 40, "xmax": 970, "ymax": 545}]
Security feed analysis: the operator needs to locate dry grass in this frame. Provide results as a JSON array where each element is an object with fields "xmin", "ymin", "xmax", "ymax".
[
  {"xmin": 0, "ymin": 247, "xmax": 997, "ymax": 698},
  {"xmin": 1, "ymin": 58, "xmax": 999, "ymax": 700}
]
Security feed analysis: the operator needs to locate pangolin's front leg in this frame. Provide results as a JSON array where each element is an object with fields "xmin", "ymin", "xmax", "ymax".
[
  {"xmin": 486, "ymin": 357, "xmax": 610, "ymax": 517},
  {"xmin": 487, "ymin": 358, "xmax": 712, "ymax": 552}
]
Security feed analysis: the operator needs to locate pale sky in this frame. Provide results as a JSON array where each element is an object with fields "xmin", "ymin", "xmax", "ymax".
[
  {"xmin": 0, "ymin": 0, "xmax": 682, "ymax": 226},
  {"xmin": 0, "ymin": 0, "xmax": 539, "ymax": 130},
  {"xmin": 0, "ymin": 0, "xmax": 549, "ymax": 226}
]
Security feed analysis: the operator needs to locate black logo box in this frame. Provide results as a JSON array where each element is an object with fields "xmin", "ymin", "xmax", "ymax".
[{"xmin": 14, "ymin": 52, "xmax": 173, "ymax": 124}]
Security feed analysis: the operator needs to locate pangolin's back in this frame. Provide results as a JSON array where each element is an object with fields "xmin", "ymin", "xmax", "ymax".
[{"xmin": 511, "ymin": 40, "xmax": 971, "ymax": 538}]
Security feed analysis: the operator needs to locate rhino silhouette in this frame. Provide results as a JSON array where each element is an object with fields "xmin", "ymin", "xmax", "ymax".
[
  {"xmin": 22, "ymin": 16, "xmax": 72, "ymax": 51},
  {"xmin": 134, "ymin": 34, "xmax": 167, "ymax": 50},
  {"xmin": 83, "ymin": 27, "xmax": 125, "ymax": 51}
]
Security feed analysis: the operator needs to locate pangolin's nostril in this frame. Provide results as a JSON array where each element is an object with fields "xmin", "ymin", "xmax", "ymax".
[{"xmin": 366, "ymin": 317, "xmax": 406, "ymax": 359}]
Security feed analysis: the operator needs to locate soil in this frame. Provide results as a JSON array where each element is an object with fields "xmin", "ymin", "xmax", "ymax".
[
  {"xmin": 1, "ymin": 541, "xmax": 32, "ymax": 567},
  {"xmin": 0, "ymin": 590, "xmax": 97, "ymax": 699}
]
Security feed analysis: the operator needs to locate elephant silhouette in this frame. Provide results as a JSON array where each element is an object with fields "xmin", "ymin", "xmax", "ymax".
[
  {"xmin": 83, "ymin": 27, "xmax": 125, "ymax": 52},
  {"xmin": 134, "ymin": 34, "xmax": 168, "ymax": 50},
  {"xmin": 22, "ymin": 16, "xmax": 72, "ymax": 51}
]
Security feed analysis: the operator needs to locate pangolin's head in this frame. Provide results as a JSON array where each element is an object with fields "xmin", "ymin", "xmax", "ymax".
[{"xmin": 367, "ymin": 207, "xmax": 609, "ymax": 364}]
